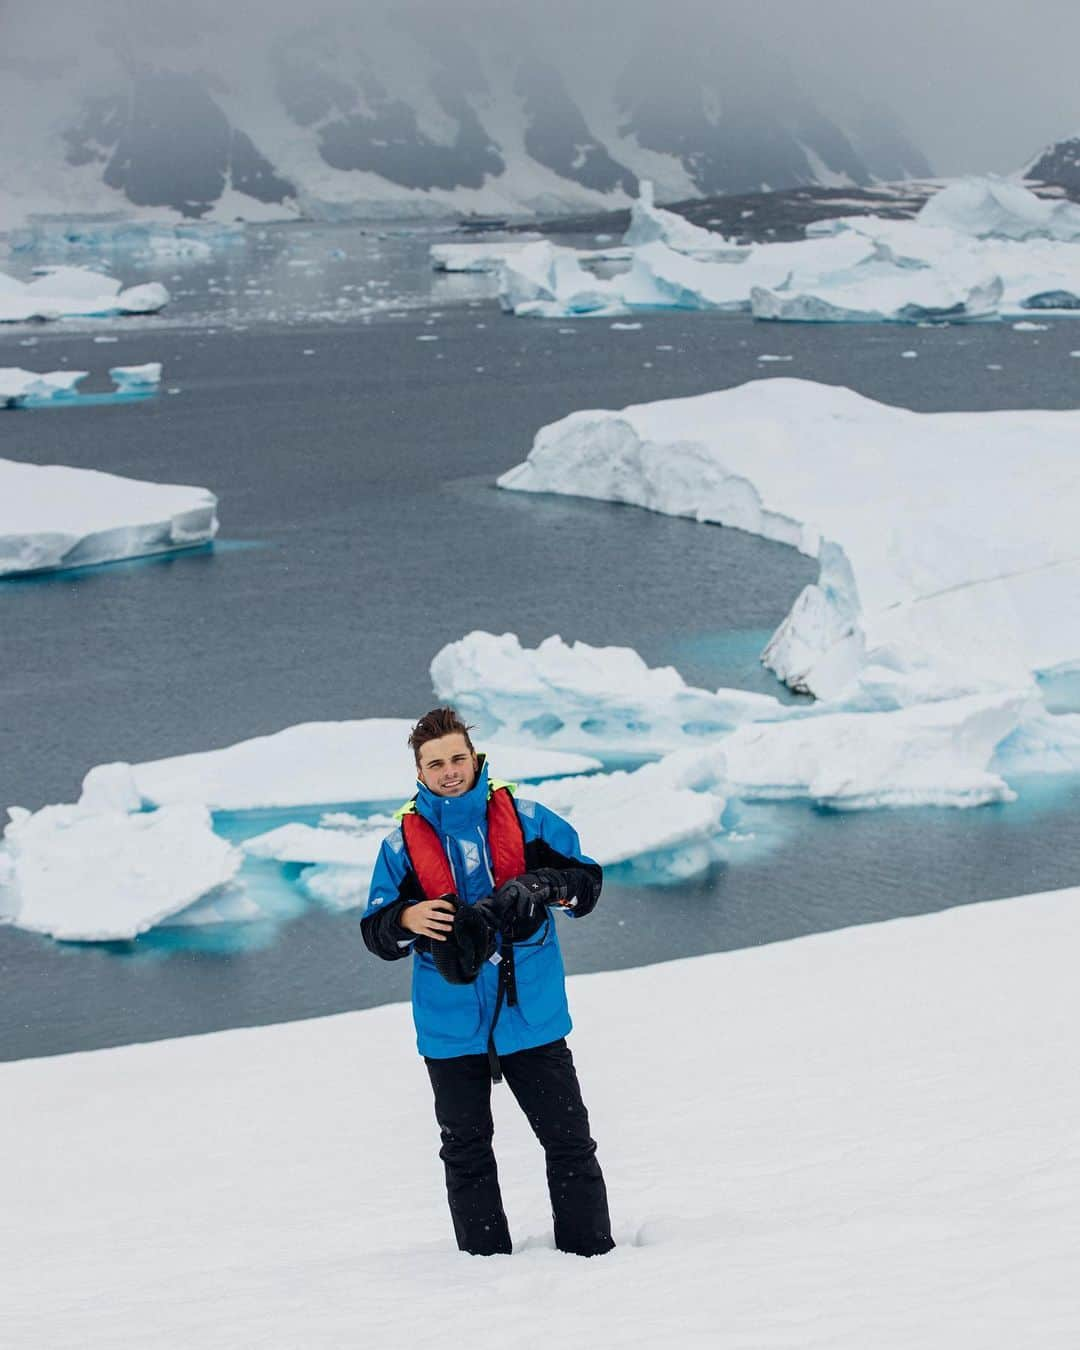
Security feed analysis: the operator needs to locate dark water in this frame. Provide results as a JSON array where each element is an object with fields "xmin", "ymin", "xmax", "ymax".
[{"xmin": 4, "ymin": 286, "xmax": 1080, "ymax": 1061}]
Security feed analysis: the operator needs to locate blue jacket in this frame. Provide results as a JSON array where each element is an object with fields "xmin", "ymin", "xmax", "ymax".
[{"xmin": 361, "ymin": 760, "xmax": 602, "ymax": 1060}]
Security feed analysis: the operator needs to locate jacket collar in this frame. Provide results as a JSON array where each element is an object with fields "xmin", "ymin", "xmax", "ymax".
[{"xmin": 414, "ymin": 755, "xmax": 490, "ymax": 834}]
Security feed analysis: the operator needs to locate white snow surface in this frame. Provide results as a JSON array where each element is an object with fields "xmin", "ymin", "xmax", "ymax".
[
  {"xmin": 498, "ymin": 379, "xmax": 1080, "ymax": 700},
  {"xmin": 131, "ymin": 719, "xmax": 601, "ymax": 811},
  {"xmin": 0, "ymin": 265, "xmax": 169, "ymax": 322},
  {"xmin": 0, "ymin": 459, "xmax": 218, "ymax": 575},
  {"xmin": 3, "ymin": 886, "xmax": 1077, "ymax": 1347},
  {"xmin": 1, "ymin": 768, "xmax": 241, "ymax": 941}
]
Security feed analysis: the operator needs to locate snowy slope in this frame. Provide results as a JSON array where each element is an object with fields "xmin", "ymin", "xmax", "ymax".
[
  {"xmin": 1, "ymin": 886, "xmax": 1076, "ymax": 1348},
  {"xmin": 0, "ymin": 1, "xmax": 930, "ymax": 229}
]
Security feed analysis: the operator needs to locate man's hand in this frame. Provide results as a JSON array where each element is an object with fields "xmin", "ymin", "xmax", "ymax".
[{"xmin": 400, "ymin": 896, "xmax": 456, "ymax": 941}]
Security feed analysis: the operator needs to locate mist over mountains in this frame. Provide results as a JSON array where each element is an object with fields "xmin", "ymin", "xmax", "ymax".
[{"xmin": 0, "ymin": 0, "xmax": 939, "ymax": 226}]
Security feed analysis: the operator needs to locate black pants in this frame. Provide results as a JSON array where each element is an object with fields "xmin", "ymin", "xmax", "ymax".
[{"xmin": 425, "ymin": 1038, "xmax": 614, "ymax": 1257}]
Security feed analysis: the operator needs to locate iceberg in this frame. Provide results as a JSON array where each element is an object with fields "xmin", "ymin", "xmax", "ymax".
[
  {"xmin": 497, "ymin": 241, "xmax": 625, "ymax": 318},
  {"xmin": 499, "ymin": 232, "xmax": 880, "ymax": 319},
  {"xmin": 751, "ymin": 268, "xmax": 1002, "ymax": 323},
  {"xmin": 108, "ymin": 362, "xmax": 163, "ymax": 392},
  {"xmin": 495, "ymin": 177, "xmax": 1080, "ymax": 323},
  {"xmin": 0, "ymin": 459, "xmax": 217, "ymax": 575},
  {"xmin": 131, "ymin": 720, "xmax": 601, "ymax": 811},
  {"xmin": 0, "ymin": 367, "xmax": 87, "ymax": 407},
  {"xmin": 498, "ymin": 379, "xmax": 1080, "ymax": 701},
  {"xmin": 802, "ymin": 213, "xmax": 1080, "ymax": 314},
  {"xmin": 1, "ymin": 766, "xmax": 242, "ymax": 942},
  {"xmin": 917, "ymin": 175, "xmax": 1080, "ymax": 241},
  {"xmin": 431, "ymin": 630, "xmax": 788, "ymax": 755},
  {"xmin": 1, "ymin": 364, "xmax": 163, "ymax": 408},
  {"xmin": 0, "ymin": 266, "xmax": 169, "ymax": 322},
  {"xmin": 622, "ymin": 181, "xmax": 745, "ymax": 260}
]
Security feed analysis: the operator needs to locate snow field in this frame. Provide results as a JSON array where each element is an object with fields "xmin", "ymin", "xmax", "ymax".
[{"xmin": 2, "ymin": 886, "xmax": 1077, "ymax": 1348}]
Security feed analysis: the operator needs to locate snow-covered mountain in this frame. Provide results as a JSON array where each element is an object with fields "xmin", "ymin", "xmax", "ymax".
[
  {"xmin": 0, "ymin": 2, "xmax": 931, "ymax": 228},
  {"xmin": 1024, "ymin": 133, "xmax": 1080, "ymax": 196}
]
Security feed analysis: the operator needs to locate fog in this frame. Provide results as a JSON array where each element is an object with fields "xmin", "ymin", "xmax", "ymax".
[{"xmin": 3, "ymin": 0, "xmax": 1080, "ymax": 177}]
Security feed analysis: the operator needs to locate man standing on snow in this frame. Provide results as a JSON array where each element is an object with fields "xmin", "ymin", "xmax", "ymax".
[{"xmin": 360, "ymin": 706, "xmax": 614, "ymax": 1258}]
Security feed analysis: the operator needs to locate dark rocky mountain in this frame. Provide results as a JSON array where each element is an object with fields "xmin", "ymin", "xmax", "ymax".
[
  {"xmin": 3, "ymin": 6, "xmax": 933, "ymax": 225},
  {"xmin": 1024, "ymin": 136, "xmax": 1080, "ymax": 197}
]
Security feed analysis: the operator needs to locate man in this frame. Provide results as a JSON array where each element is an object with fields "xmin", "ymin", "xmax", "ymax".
[{"xmin": 361, "ymin": 706, "xmax": 614, "ymax": 1258}]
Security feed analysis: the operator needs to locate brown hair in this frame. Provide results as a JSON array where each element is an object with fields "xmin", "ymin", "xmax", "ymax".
[{"xmin": 408, "ymin": 707, "xmax": 476, "ymax": 765}]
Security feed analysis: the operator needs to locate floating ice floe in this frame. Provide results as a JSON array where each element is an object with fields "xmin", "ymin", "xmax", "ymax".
[
  {"xmin": 432, "ymin": 630, "xmax": 1080, "ymax": 809},
  {"xmin": 108, "ymin": 362, "xmax": 162, "ymax": 392},
  {"xmin": 0, "ymin": 266, "xmax": 169, "ymax": 322},
  {"xmin": 498, "ymin": 379, "xmax": 1080, "ymax": 701},
  {"xmin": 431, "ymin": 630, "xmax": 788, "ymax": 756},
  {"xmin": 0, "ymin": 459, "xmax": 217, "ymax": 575},
  {"xmin": 1, "ymin": 363, "xmax": 164, "ymax": 408},
  {"xmin": 131, "ymin": 719, "xmax": 600, "ymax": 811},
  {"xmin": 0, "ymin": 766, "xmax": 242, "ymax": 941},
  {"xmin": 917, "ymin": 176, "xmax": 1080, "ymax": 241},
  {"xmin": 531, "ymin": 754, "xmax": 726, "ymax": 878},
  {"xmin": 0, "ymin": 367, "xmax": 87, "ymax": 407},
  {"xmin": 719, "ymin": 690, "xmax": 1025, "ymax": 809}
]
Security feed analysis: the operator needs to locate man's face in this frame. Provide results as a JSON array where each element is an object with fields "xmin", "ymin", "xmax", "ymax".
[{"xmin": 416, "ymin": 732, "xmax": 479, "ymax": 798}]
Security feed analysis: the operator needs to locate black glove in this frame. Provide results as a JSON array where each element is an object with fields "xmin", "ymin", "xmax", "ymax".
[
  {"xmin": 430, "ymin": 899, "xmax": 495, "ymax": 985},
  {"xmin": 477, "ymin": 870, "xmax": 568, "ymax": 932}
]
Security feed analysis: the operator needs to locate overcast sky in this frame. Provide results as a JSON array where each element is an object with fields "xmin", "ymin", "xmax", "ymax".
[
  {"xmin": 767, "ymin": 0, "xmax": 1080, "ymax": 174},
  {"xmin": 5, "ymin": 0, "xmax": 1080, "ymax": 177}
]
